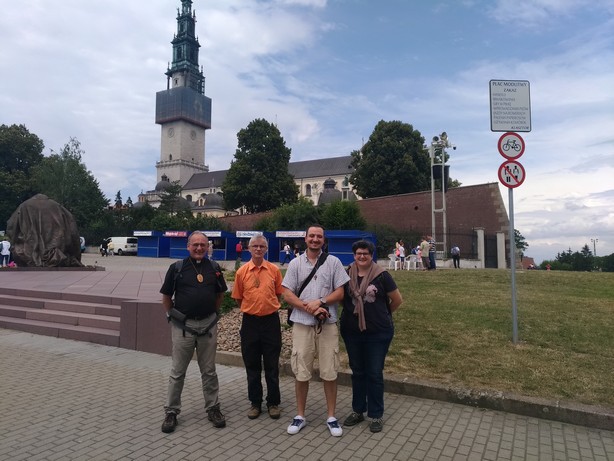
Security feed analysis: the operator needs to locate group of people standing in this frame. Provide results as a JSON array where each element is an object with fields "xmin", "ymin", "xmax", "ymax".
[{"xmin": 159, "ymin": 225, "xmax": 403, "ymax": 438}]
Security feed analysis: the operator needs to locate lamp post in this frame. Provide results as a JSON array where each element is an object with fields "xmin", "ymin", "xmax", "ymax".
[
  {"xmin": 591, "ymin": 238, "xmax": 598, "ymax": 256},
  {"xmin": 430, "ymin": 132, "xmax": 454, "ymax": 260}
]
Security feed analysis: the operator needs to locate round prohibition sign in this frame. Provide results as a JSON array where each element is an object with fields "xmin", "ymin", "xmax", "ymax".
[
  {"xmin": 498, "ymin": 160, "xmax": 526, "ymax": 189},
  {"xmin": 498, "ymin": 132, "xmax": 525, "ymax": 160}
]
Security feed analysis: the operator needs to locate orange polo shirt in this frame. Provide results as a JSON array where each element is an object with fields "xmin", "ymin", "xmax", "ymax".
[{"xmin": 231, "ymin": 259, "xmax": 283, "ymax": 316}]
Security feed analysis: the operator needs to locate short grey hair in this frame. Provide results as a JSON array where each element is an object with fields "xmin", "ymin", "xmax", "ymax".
[{"xmin": 248, "ymin": 234, "xmax": 268, "ymax": 248}]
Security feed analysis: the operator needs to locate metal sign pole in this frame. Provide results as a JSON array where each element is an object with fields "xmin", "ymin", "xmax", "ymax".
[{"xmin": 508, "ymin": 187, "xmax": 518, "ymax": 344}]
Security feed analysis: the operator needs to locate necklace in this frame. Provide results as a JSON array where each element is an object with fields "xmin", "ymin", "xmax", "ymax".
[{"xmin": 189, "ymin": 258, "xmax": 204, "ymax": 283}]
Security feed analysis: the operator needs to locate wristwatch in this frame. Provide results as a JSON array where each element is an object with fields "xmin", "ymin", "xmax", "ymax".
[{"xmin": 319, "ymin": 298, "xmax": 327, "ymax": 307}]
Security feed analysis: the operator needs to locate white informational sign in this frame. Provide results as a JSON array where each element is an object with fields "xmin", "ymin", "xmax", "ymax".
[
  {"xmin": 498, "ymin": 160, "xmax": 526, "ymax": 188},
  {"xmin": 490, "ymin": 80, "xmax": 531, "ymax": 132},
  {"xmin": 236, "ymin": 231, "xmax": 263, "ymax": 238},
  {"xmin": 497, "ymin": 132, "xmax": 525, "ymax": 160}
]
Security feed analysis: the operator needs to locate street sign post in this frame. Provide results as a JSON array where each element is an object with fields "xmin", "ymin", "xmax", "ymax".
[
  {"xmin": 498, "ymin": 160, "xmax": 526, "ymax": 189},
  {"xmin": 497, "ymin": 132, "xmax": 525, "ymax": 160},
  {"xmin": 490, "ymin": 80, "xmax": 531, "ymax": 133}
]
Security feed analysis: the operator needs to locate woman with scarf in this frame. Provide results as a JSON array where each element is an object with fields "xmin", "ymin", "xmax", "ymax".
[{"xmin": 340, "ymin": 240, "xmax": 403, "ymax": 433}]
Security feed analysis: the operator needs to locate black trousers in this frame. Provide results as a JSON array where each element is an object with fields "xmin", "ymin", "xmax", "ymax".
[{"xmin": 240, "ymin": 312, "xmax": 282, "ymax": 407}]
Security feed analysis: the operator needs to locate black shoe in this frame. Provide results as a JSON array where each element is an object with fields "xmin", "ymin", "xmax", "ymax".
[
  {"xmin": 161, "ymin": 413, "xmax": 177, "ymax": 433},
  {"xmin": 208, "ymin": 406, "xmax": 226, "ymax": 428},
  {"xmin": 343, "ymin": 411, "xmax": 364, "ymax": 427},
  {"xmin": 369, "ymin": 418, "xmax": 383, "ymax": 433}
]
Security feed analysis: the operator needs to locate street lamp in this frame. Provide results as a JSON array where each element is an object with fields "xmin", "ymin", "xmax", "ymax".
[
  {"xmin": 591, "ymin": 238, "xmax": 598, "ymax": 256},
  {"xmin": 429, "ymin": 132, "xmax": 454, "ymax": 260}
]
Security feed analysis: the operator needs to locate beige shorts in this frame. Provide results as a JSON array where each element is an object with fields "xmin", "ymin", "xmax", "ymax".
[{"xmin": 290, "ymin": 322, "xmax": 339, "ymax": 382}]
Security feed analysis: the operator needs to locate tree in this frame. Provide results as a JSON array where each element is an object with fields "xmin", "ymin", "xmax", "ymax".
[
  {"xmin": 514, "ymin": 229, "xmax": 529, "ymax": 258},
  {"xmin": 320, "ymin": 200, "xmax": 366, "ymax": 230},
  {"xmin": 158, "ymin": 181, "xmax": 184, "ymax": 215},
  {"xmin": 0, "ymin": 124, "xmax": 45, "ymax": 227},
  {"xmin": 222, "ymin": 119, "xmax": 298, "ymax": 213},
  {"xmin": 350, "ymin": 120, "xmax": 431, "ymax": 198},
  {"xmin": 114, "ymin": 191, "xmax": 123, "ymax": 208},
  {"xmin": 254, "ymin": 197, "xmax": 320, "ymax": 231},
  {"xmin": 31, "ymin": 137, "xmax": 109, "ymax": 232}
]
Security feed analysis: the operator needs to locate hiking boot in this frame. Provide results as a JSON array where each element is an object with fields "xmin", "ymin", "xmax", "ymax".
[
  {"xmin": 327, "ymin": 418, "xmax": 343, "ymax": 437},
  {"xmin": 343, "ymin": 411, "xmax": 364, "ymax": 426},
  {"xmin": 267, "ymin": 405, "xmax": 281, "ymax": 420},
  {"xmin": 247, "ymin": 405, "xmax": 261, "ymax": 419},
  {"xmin": 369, "ymin": 418, "xmax": 383, "ymax": 433},
  {"xmin": 287, "ymin": 416, "xmax": 306, "ymax": 435},
  {"xmin": 161, "ymin": 412, "xmax": 177, "ymax": 433},
  {"xmin": 207, "ymin": 406, "xmax": 226, "ymax": 428}
]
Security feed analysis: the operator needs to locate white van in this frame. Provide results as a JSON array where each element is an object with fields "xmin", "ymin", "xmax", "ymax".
[{"xmin": 105, "ymin": 237, "xmax": 138, "ymax": 255}]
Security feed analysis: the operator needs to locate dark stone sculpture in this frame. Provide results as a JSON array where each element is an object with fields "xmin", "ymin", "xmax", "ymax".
[{"xmin": 6, "ymin": 194, "xmax": 84, "ymax": 267}]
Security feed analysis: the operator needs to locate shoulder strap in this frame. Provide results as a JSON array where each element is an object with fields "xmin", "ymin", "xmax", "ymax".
[
  {"xmin": 297, "ymin": 252, "xmax": 328, "ymax": 297},
  {"xmin": 172, "ymin": 259, "xmax": 184, "ymax": 296}
]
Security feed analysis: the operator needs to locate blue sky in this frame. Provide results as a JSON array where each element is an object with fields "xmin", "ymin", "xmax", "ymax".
[{"xmin": 1, "ymin": 0, "xmax": 613, "ymax": 263}]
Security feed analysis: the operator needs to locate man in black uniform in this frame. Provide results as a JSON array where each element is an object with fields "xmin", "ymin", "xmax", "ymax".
[{"xmin": 160, "ymin": 231, "xmax": 228, "ymax": 433}]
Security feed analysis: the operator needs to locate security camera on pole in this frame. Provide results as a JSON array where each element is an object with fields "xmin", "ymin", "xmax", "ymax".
[
  {"xmin": 490, "ymin": 79, "xmax": 531, "ymax": 345},
  {"xmin": 429, "ymin": 132, "xmax": 455, "ymax": 263}
]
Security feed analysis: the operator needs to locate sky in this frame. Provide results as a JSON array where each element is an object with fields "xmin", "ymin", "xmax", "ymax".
[{"xmin": 1, "ymin": 0, "xmax": 613, "ymax": 263}]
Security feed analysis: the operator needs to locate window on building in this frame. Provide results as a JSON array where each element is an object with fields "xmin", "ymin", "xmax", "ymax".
[{"xmin": 305, "ymin": 184, "xmax": 312, "ymax": 196}]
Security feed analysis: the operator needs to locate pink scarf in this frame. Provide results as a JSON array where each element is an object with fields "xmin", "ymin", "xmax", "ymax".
[{"xmin": 348, "ymin": 261, "xmax": 384, "ymax": 331}]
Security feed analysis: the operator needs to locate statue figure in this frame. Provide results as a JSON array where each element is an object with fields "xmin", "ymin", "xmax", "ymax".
[{"xmin": 6, "ymin": 194, "xmax": 84, "ymax": 267}]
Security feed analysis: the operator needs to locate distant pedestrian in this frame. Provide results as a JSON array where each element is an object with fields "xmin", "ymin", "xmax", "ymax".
[
  {"xmin": 451, "ymin": 245, "xmax": 460, "ymax": 269},
  {"xmin": 281, "ymin": 242, "xmax": 292, "ymax": 266},
  {"xmin": 208, "ymin": 240, "xmax": 214, "ymax": 260},
  {"xmin": 427, "ymin": 235, "xmax": 436, "ymax": 270},
  {"xmin": 419, "ymin": 237, "xmax": 430, "ymax": 271},
  {"xmin": 1, "ymin": 239, "xmax": 11, "ymax": 267},
  {"xmin": 235, "ymin": 241, "xmax": 244, "ymax": 270}
]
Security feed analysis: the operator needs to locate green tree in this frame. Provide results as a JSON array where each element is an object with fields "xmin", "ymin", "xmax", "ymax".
[
  {"xmin": 0, "ymin": 124, "xmax": 45, "ymax": 227},
  {"xmin": 158, "ymin": 181, "xmax": 185, "ymax": 215},
  {"xmin": 254, "ymin": 197, "xmax": 320, "ymax": 231},
  {"xmin": 222, "ymin": 118, "xmax": 298, "ymax": 213},
  {"xmin": 350, "ymin": 120, "xmax": 431, "ymax": 198},
  {"xmin": 320, "ymin": 200, "xmax": 366, "ymax": 230},
  {"xmin": 515, "ymin": 229, "xmax": 529, "ymax": 258},
  {"xmin": 31, "ymin": 137, "xmax": 109, "ymax": 231},
  {"xmin": 114, "ymin": 191, "xmax": 123, "ymax": 208}
]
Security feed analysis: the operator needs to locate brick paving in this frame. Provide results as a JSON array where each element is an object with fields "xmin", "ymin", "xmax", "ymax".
[
  {"xmin": 0, "ymin": 329, "xmax": 613, "ymax": 461},
  {"xmin": 1, "ymin": 255, "xmax": 613, "ymax": 460}
]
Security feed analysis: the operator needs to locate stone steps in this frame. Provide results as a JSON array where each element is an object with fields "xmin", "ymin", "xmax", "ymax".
[{"xmin": 0, "ymin": 289, "xmax": 121, "ymax": 347}]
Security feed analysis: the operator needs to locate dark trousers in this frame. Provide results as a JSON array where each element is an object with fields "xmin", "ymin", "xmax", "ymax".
[
  {"xmin": 429, "ymin": 252, "xmax": 437, "ymax": 270},
  {"xmin": 240, "ymin": 312, "xmax": 282, "ymax": 407},
  {"xmin": 453, "ymin": 255, "xmax": 460, "ymax": 268},
  {"xmin": 341, "ymin": 329, "xmax": 393, "ymax": 419}
]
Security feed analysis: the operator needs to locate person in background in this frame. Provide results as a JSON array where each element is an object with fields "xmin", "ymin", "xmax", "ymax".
[
  {"xmin": 281, "ymin": 242, "xmax": 292, "ymax": 266},
  {"xmin": 282, "ymin": 225, "xmax": 350, "ymax": 437},
  {"xmin": 1, "ymin": 238, "xmax": 11, "ymax": 267},
  {"xmin": 231, "ymin": 235, "xmax": 283, "ymax": 420},
  {"xmin": 427, "ymin": 235, "xmax": 437, "ymax": 270},
  {"xmin": 419, "ymin": 237, "xmax": 430, "ymax": 271},
  {"xmin": 451, "ymin": 245, "xmax": 461, "ymax": 269},
  {"xmin": 341, "ymin": 240, "xmax": 402, "ymax": 433}
]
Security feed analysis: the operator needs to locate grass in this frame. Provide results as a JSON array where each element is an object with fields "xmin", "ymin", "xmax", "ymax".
[{"xmin": 376, "ymin": 269, "xmax": 614, "ymax": 407}]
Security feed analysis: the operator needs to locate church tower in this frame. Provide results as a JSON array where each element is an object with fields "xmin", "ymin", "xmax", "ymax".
[{"xmin": 155, "ymin": 0, "xmax": 211, "ymax": 186}]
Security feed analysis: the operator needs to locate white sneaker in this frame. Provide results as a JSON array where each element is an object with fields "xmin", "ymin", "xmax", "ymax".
[
  {"xmin": 287, "ymin": 416, "xmax": 306, "ymax": 435},
  {"xmin": 327, "ymin": 417, "xmax": 342, "ymax": 437}
]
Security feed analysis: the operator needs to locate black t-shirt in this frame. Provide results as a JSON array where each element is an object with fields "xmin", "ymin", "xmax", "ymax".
[
  {"xmin": 160, "ymin": 258, "xmax": 227, "ymax": 318},
  {"xmin": 340, "ymin": 271, "xmax": 397, "ymax": 334}
]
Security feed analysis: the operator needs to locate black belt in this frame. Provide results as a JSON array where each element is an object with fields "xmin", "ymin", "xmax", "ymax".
[
  {"xmin": 186, "ymin": 314, "xmax": 214, "ymax": 321},
  {"xmin": 242, "ymin": 311, "xmax": 279, "ymax": 318}
]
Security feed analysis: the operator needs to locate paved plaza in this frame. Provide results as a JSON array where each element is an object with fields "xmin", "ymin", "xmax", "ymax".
[{"xmin": 0, "ymin": 254, "xmax": 613, "ymax": 460}]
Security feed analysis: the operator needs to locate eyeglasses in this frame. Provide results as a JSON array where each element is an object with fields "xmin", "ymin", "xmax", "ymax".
[
  {"xmin": 191, "ymin": 243, "xmax": 208, "ymax": 248},
  {"xmin": 355, "ymin": 252, "xmax": 371, "ymax": 257},
  {"xmin": 249, "ymin": 245, "xmax": 267, "ymax": 249}
]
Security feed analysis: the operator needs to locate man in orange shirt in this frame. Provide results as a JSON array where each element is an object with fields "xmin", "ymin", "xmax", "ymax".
[{"xmin": 231, "ymin": 234, "xmax": 284, "ymax": 420}]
